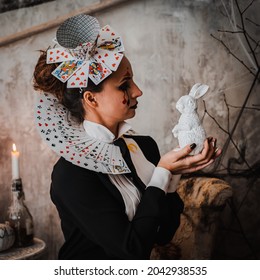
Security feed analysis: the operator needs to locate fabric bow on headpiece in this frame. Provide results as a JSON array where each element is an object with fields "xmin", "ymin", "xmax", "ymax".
[{"xmin": 46, "ymin": 14, "xmax": 125, "ymax": 88}]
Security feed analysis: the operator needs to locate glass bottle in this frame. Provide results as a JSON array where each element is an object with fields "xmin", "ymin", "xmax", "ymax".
[{"xmin": 8, "ymin": 178, "xmax": 34, "ymax": 247}]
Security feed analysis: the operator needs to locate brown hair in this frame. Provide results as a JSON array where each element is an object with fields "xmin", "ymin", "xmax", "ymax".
[{"xmin": 33, "ymin": 50, "xmax": 104, "ymax": 123}]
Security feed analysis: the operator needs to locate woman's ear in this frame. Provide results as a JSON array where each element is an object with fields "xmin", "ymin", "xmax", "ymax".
[{"xmin": 83, "ymin": 91, "xmax": 97, "ymax": 108}]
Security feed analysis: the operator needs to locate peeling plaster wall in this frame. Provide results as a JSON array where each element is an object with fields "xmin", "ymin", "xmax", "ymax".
[{"xmin": 0, "ymin": 0, "xmax": 259, "ymax": 259}]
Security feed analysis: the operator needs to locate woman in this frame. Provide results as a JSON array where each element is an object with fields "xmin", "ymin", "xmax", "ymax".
[{"xmin": 33, "ymin": 14, "xmax": 221, "ymax": 260}]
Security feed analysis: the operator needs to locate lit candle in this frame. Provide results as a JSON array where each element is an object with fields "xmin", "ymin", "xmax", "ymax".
[{"xmin": 11, "ymin": 143, "xmax": 20, "ymax": 180}]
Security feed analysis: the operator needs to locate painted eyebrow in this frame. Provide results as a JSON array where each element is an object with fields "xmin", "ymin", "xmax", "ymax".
[{"xmin": 119, "ymin": 75, "xmax": 131, "ymax": 83}]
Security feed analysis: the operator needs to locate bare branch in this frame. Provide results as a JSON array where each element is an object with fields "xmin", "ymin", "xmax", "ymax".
[
  {"xmin": 245, "ymin": 17, "xmax": 260, "ymax": 27},
  {"xmin": 235, "ymin": 0, "xmax": 259, "ymax": 68},
  {"xmin": 218, "ymin": 26, "xmax": 259, "ymax": 51},
  {"xmin": 203, "ymin": 101, "xmax": 252, "ymax": 170},
  {"xmin": 227, "ymin": 104, "xmax": 260, "ymax": 111},
  {"xmin": 217, "ymin": 29, "xmax": 243, "ymax": 34},
  {"xmin": 203, "ymin": 100, "xmax": 229, "ymax": 134},
  {"xmin": 223, "ymin": 94, "xmax": 230, "ymax": 132},
  {"xmin": 242, "ymin": 0, "xmax": 255, "ymax": 14},
  {"xmin": 253, "ymin": 40, "xmax": 260, "ymax": 52},
  {"xmin": 210, "ymin": 33, "xmax": 256, "ymax": 76}
]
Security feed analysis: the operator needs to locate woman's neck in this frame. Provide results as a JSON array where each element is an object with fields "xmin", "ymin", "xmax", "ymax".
[{"xmin": 85, "ymin": 116, "xmax": 120, "ymax": 139}]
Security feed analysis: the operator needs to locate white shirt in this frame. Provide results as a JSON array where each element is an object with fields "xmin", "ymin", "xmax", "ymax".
[{"xmin": 83, "ymin": 120, "xmax": 180, "ymax": 220}]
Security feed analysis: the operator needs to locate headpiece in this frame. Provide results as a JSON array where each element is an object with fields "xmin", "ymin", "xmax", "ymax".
[
  {"xmin": 46, "ymin": 14, "xmax": 125, "ymax": 88},
  {"xmin": 35, "ymin": 15, "xmax": 133, "ymax": 174}
]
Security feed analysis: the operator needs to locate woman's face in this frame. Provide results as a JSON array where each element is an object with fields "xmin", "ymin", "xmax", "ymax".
[{"xmin": 87, "ymin": 56, "xmax": 143, "ymax": 126}]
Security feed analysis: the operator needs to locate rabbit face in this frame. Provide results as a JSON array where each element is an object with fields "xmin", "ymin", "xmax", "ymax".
[{"xmin": 176, "ymin": 95, "xmax": 197, "ymax": 114}]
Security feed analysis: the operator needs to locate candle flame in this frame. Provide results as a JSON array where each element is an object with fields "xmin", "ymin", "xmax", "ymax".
[{"xmin": 12, "ymin": 143, "xmax": 17, "ymax": 152}]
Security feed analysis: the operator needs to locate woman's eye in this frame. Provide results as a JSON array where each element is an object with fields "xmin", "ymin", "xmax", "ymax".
[{"xmin": 119, "ymin": 82, "xmax": 130, "ymax": 91}]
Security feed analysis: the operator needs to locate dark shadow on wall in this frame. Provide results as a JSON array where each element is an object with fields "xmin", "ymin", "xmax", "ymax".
[{"xmin": 0, "ymin": 0, "xmax": 54, "ymax": 13}]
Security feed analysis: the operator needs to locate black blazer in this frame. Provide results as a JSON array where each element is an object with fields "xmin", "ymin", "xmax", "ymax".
[{"xmin": 50, "ymin": 135, "xmax": 184, "ymax": 259}]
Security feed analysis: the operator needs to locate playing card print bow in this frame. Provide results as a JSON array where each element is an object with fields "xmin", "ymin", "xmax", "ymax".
[{"xmin": 46, "ymin": 14, "xmax": 125, "ymax": 88}]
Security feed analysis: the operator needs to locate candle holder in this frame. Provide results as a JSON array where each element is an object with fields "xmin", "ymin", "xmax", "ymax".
[{"xmin": 8, "ymin": 178, "xmax": 34, "ymax": 247}]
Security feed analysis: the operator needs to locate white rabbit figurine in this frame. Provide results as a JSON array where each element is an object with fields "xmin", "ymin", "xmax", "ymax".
[{"xmin": 172, "ymin": 83, "xmax": 209, "ymax": 155}]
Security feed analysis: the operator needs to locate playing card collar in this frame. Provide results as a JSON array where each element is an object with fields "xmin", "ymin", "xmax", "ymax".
[
  {"xmin": 47, "ymin": 25, "xmax": 125, "ymax": 89},
  {"xmin": 35, "ymin": 92, "xmax": 137, "ymax": 174}
]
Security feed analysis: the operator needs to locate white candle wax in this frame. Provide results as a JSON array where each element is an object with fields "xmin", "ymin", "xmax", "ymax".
[{"xmin": 11, "ymin": 143, "xmax": 20, "ymax": 180}]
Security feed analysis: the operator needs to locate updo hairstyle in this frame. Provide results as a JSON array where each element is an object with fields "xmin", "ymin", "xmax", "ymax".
[{"xmin": 33, "ymin": 50, "xmax": 104, "ymax": 123}]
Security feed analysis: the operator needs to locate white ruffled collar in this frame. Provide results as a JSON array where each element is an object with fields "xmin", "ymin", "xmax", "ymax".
[
  {"xmin": 35, "ymin": 92, "xmax": 136, "ymax": 174},
  {"xmin": 83, "ymin": 120, "xmax": 132, "ymax": 143}
]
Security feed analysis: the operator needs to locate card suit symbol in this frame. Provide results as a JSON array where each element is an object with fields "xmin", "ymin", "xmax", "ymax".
[
  {"xmin": 106, "ymin": 28, "xmax": 110, "ymax": 31},
  {"xmin": 52, "ymin": 143, "xmax": 56, "ymax": 147},
  {"xmin": 38, "ymin": 123, "xmax": 42, "ymax": 126},
  {"xmin": 105, "ymin": 53, "xmax": 108, "ymax": 57},
  {"xmin": 65, "ymin": 55, "xmax": 68, "ymax": 58},
  {"xmin": 71, "ymin": 82, "xmax": 75, "ymax": 86},
  {"xmin": 56, "ymin": 56, "xmax": 60, "ymax": 60},
  {"xmin": 50, "ymin": 51, "xmax": 53, "ymax": 54},
  {"xmin": 45, "ymin": 123, "xmax": 48, "ymax": 126},
  {"xmin": 40, "ymin": 99, "xmax": 43, "ymax": 102},
  {"xmin": 98, "ymin": 55, "xmax": 102, "ymax": 59},
  {"xmin": 60, "ymin": 151, "xmax": 64, "ymax": 154},
  {"xmin": 52, "ymin": 123, "xmax": 55, "ymax": 126},
  {"xmin": 62, "ymin": 75, "xmax": 66, "ymax": 79},
  {"xmin": 61, "ymin": 52, "xmax": 64, "ymax": 55},
  {"xmin": 112, "ymin": 63, "xmax": 116, "ymax": 67},
  {"xmin": 50, "ymin": 57, "xmax": 53, "ymax": 61},
  {"xmin": 66, "ymin": 151, "xmax": 69, "ymax": 153},
  {"xmin": 115, "ymin": 56, "xmax": 119, "ymax": 60},
  {"xmin": 57, "ymin": 50, "xmax": 60, "ymax": 53},
  {"xmin": 104, "ymin": 70, "xmax": 107, "ymax": 73},
  {"xmin": 77, "ymin": 161, "xmax": 80, "ymax": 164},
  {"xmin": 73, "ymin": 73, "xmax": 77, "ymax": 76},
  {"xmin": 76, "ymin": 77, "xmax": 80, "ymax": 80},
  {"xmin": 111, "ymin": 32, "xmax": 115, "ymax": 36},
  {"xmin": 46, "ymin": 138, "xmax": 50, "ymax": 141},
  {"xmin": 37, "ymin": 111, "xmax": 41, "ymax": 114},
  {"xmin": 80, "ymin": 72, "xmax": 85, "ymax": 75},
  {"xmin": 71, "ymin": 157, "xmax": 74, "ymax": 160},
  {"xmin": 80, "ymin": 82, "xmax": 83, "ymax": 85},
  {"xmin": 102, "ymin": 60, "xmax": 105, "ymax": 63}
]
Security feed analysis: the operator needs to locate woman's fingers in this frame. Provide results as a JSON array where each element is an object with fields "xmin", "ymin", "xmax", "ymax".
[
  {"xmin": 157, "ymin": 143, "xmax": 196, "ymax": 170},
  {"xmin": 158, "ymin": 137, "xmax": 222, "ymax": 174},
  {"xmin": 174, "ymin": 143, "xmax": 197, "ymax": 160},
  {"xmin": 173, "ymin": 159, "xmax": 215, "ymax": 174},
  {"xmin": 199, "ymin": 137, "xmax": 215, "ymax": 164},
  {"xmin": 212, "ymin": 146, "xmax": 222, "ymax": 159},
  {"xmin": 191, "ymin": 137, "xmax": 217, "ymax": 165}
]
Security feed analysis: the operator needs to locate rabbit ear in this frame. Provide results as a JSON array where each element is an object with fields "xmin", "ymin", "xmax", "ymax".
[{"xmin": 189, "ymin": 83, "xmax": 209, "ymax": 99}]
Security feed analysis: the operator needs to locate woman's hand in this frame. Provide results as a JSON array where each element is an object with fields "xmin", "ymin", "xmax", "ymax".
[{"xmin": 158, "ymin": 137, "xmax": 221, "ymax": 174}]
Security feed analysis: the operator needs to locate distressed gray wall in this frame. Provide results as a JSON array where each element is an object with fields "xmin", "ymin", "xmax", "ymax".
[{"xmin": 0, "ymin": 0, "xmax": 259, "ymax": 259}]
